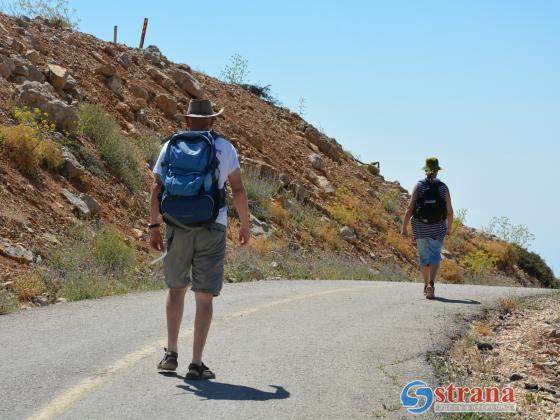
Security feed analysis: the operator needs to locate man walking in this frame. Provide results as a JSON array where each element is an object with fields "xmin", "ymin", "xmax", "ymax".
[
  {"xmin": 149, "ymin": 99, "xmax": 250, "ymax": 379},
  {"xmin": 401, "ymin": 157, "xmax": 453, "ymax": 299}
]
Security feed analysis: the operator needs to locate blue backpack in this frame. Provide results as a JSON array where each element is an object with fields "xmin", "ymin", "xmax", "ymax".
[{"xmin": 159, "ymin": 131, "xmax": 226, "ymax": 227}]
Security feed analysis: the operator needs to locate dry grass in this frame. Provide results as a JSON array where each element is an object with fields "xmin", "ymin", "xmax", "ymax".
[
  {"xmin": 0, "ymin": 124, "xmax": 63, "ymax": 174},
  {"xmin": 440, "ymin": 260, "xmax": 463, "ymax": 284},
  {"xmin": 481, "ymin": 240, "xmax": 518, "ymax": 272},
  {"xmin": 0, "ymin": 125, "xmax": 39, "ymax": 173},
  {"xmin": 473, "ymin": 320, "xmax": 493, "ymax": 336},
  {"xmin": 11, "ymin": 274, "xmax": 46, "ymax": 301},
  {"xmin": 314, "ymin": 220, "xmax": 340, "ymax": 250},
  {"xmin": 269, "ymin": 201, "xmax": 289, "ymax": 227},
  {"xmin": 385, "ymin": 230, "xmax": 415, "ymax": 260},
  {"xmin": 498, "ymin": 296, "xmax": 518, "ymax": 314}
]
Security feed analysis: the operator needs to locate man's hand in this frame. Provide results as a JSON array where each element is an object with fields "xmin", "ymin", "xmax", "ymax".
[
  {"xmin": 150, "ymin": 228, "xmax": 164, "ymax": 251},
  {"xmin": 239, "ymin": 225, "xmax": 250, "ymax": 246}
]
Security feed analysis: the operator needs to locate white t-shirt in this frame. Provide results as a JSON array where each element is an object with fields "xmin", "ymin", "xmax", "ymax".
[{"xmin": 152, "ymin": 134, "xmax": 240, "ymax": 226}]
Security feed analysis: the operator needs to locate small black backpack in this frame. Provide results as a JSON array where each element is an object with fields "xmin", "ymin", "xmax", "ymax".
[{"xmin": 414, "ymin": 180, "xmax": 447, "ymax": 224}]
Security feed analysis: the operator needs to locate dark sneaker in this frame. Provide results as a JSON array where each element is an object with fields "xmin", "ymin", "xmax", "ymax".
[
  {"xmin": 157, "ymin": 348, "xmax": 178, "ymax": 371},
  {"xmin": 185, "ymin": 362, "xmax": 215, "ymax": 380}
]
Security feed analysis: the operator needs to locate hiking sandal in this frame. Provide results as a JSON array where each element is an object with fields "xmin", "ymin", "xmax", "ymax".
[
  {"xmin": 185, "ymin": 362, "xmax": 215, "ymax": 380},
  {"xmin": 157, "ymin": 348, "xmax": 178, "ymax": 371},
  {"xmin": 425, "ymin": 285, "xmax": 435, "ymax": 300}
]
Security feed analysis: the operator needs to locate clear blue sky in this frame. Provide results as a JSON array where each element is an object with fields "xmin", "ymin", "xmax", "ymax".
[{"xmin": 71, "ymin": 0, "xmax": 559, "ymax": 274}]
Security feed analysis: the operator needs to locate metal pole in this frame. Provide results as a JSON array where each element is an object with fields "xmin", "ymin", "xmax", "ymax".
[
  {"xmin": 139, "ymin": 18, "xmax": 148, "ymax": 49},
  {"xmin": 114, "ymin": 25, "xmax": 117, "ymax": 46}
]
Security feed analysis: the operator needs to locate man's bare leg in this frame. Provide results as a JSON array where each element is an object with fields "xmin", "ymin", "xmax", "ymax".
[
  {"xmin": 421, "ymin": 265, "xmax": 430, "ymax": 290},
  {"xmin": 429, "ymin": 263, "xmax": 440, "ymax": 285},
  {"xmin": 192, "ymin": 292, "xmax": 213, "ymax": 365},
  {"xmin": 166, "ymin": 287, "xmax": 187, "ymax": 352}
]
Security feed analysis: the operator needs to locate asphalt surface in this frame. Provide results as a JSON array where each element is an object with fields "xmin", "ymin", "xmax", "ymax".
[{"xmin": 0, "ymin": 280, "xmax": 551, "ymax": 419}]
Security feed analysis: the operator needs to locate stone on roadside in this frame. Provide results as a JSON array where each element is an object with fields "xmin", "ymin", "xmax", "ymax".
[
  {"xmin": 95, "ymin": 63, "xmax": 117, "ymax": 77},
  {"xmin": 171, "ymin": 68, "xmax": 203, "ymax": 98},
  {"xmin": 128, "ymin": 82, "xmax": 150, "ymax": 101},
  {"xmin": 510, "ymin": 373, "xmax": 524, "ymax": 381},
  {"xmin": 308, "ymin": 153, "xmax": 324, "ymax": 171},
  {"xmin": 340, "ymin": 226, "xmax": 356, "ymax": 241},
  {"xmin": 25, "ymin": 49, "xmax": 40, "ymax": 65},
  {"xmin": 79, "ymin": 193, "xmax": 102, "ymax": 217},
  {"xmin": 106, "ymin": 75, "xmax": 123, "ymax": 97},
  {"xmin": 60, "ymin": 146, "xmax": 85, "ymax": 180},
  {"xmin": 0, "ymin": 55, "xmax": 15, "ymax": 79},
  {"xmin": 62, "ymin": 189, "xmax": 90, "ymax": 218},
  {"xmin": 117, "ymin": 52, "xmax": 132, "ymax": 69},
  {"xmin": 0, "ymin": 238, "xmax": 35, "ymax": 264}
]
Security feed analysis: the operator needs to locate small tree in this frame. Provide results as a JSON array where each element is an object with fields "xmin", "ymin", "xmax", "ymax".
[
  {"xmin": 220, "ymin": 53, "xmax": 249, "ymax": 84},
  {"xmin": 8, "ymin": 0, "xmax": 79, "ymax": 30},
  {"xmin": 297, "ymin": 97, "xmax": 306, "ymax": 117},
  {"xmin": 483, "ymin": 216, "xmax": 535, "ymax": 248}
]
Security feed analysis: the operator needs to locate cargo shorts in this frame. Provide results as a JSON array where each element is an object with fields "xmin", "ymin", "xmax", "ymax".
[{"xmin": 163, "ymin": 223, "xmax": 227, "ymax": 296}]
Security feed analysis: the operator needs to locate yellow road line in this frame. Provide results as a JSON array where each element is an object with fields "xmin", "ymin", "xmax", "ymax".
[{"xmin": 28, "ymin": 284, "xmax": 379, "ymax": 420}]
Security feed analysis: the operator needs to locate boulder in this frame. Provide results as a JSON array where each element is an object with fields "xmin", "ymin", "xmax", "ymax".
[
  {"xmin": 62, "ymin": 189, "xmax": 90, "ymax": 218},
  {"xmin": 308, "ymin": 153, "xmax": 324, "ymax": 171},
  {"xmin": 148, "ymin": 67, "xmax": 174, "ymax": 91},
  {"xmin": 155, "ymin": 94, "xmax": 177, "ymax": 117},
  {"xmin": 25, "ymin": 49, "xmax": 40, "ymax": 65},
  {"xmin": 95, "ymin": 63, "xmax": 117, "ymax": 77},
  {"xmin": 115, "ymin": 52, "xmax": 131, "ymax": 68},
  {"xmin": 304, "ymin": 125, "xmax": 342, "ymax": 162},
  {"xmin": 17, "ymin": 81, "xmax": 78, "ymax": 133},
  {"xmin": 79, "ymin": 193, "xmax": 102, "ymax": 217},
  {"xmin": 143, "ymin": 45, "xmax": 163, "ymax": 66},
  {"xmin": 0, "ymin": 238, "xmax": 35, "ymax": 264},
  {"xmin": 340, "ymin": 226, "xmax": 357, "ymax": 241},
  {"xmin": 171, "ymin": 69, "xmax": 203, "ymax": 98},
  {"xmin": 47, "ymin": 64, "xmax": 71, "ymax": 90},
  {"xmin": 0, "ymin": 56, "xmax": 15, "ymax": 79},
  {"xmin": 60, "ymin": 146, "xmax": 85, "ymax": 179},
  {"xmin": 315, "ymin": 175, "xmax": 335, "ymax": 194},
  {"xmin": 128, "ymin": 97, "xmax": 147, "ymax": 112},
  {"xmin": 106, "ymin": 75, "xmax": 123, "ymax": 97},
  {"xmin": 367, "ymin": 163, "xmax": 380, "ymax": 176},
  {"xmin": 27, "ymin": 65, "xmax": 46, "ymax": 83},
  {"xmin": 288, "ymin": 180, "xmax": 308, "ymax": 202},
  {"xmin": 128, "ymin": 82, "xmax": 150, "ymax": 100},
  {"xmin": 12, "ymin": 58, "xmax": 29, "ymax": 78},
  {"xmin": 10, "ymin": 38, "xmax": 25, "ymax": 53}
]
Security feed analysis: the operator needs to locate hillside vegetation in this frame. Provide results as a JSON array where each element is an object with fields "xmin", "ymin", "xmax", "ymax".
[{"xmin": 0, "ymin": 12, "xmax": 556, "ymax": 312}]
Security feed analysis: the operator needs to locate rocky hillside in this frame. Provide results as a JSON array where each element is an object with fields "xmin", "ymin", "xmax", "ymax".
[{"xmin": 0, "ymin": 13, "xmax": 550, "ymax": 308}]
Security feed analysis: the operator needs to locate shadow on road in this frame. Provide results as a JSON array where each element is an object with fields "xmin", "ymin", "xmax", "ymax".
[
  {"xmin": 159, "ymin": 372, "xmax": 290, "ymax": 401},
  {"xmin": 431, "ymin": 296, "xmax": 481, "ymax": 305},
  {"xmin": 178, "ymin": 382, "xmax": 290, "ymax": 401}
]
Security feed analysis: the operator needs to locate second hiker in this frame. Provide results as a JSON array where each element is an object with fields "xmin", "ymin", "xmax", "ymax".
[{"xmin": 401, "ymin": 157, "xmax": 454, "ymax": 299}]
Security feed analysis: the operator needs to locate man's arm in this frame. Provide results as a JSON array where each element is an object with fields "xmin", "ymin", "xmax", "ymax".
[
  {"xmin": 149, "ymin": 174, "xmax": 164, "ymax": 251},
  {"xmin": 445, "ymin": 188, "xmax": 454, "ymax": 236},
  {"xmin": 401, "ymin": 185, "xmax": 418, "ymax": 237},
  {"xmin": 228, "ymin": 168, "xmax": 250, "ymax": 246}
]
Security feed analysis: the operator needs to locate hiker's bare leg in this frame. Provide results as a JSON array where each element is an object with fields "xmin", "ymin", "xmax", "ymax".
[
  {"xmin": 192, "ymin": 291, "xmax": 213, "ymax": 365},
  {"xmin": 166, "ymin": 287, "xmax": 187, "ymax": 353},
  {"xmin": 429, "ymin": 263, "xmax": 440, "ymax": 284},
  {"xmin": 421, "ymin": 265, "xmax": 430, "ymax": 286}
]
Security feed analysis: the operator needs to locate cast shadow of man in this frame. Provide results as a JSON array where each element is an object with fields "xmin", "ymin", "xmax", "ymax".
[
  {"xmin": 431, "ymin": 296, "xmax": 481, "ymax": 305},
  {"xmin": 178, "ymin": 381, "xmax": 290, "ymax": 402},
  {"xmin": 159, "ymin": 373, "xmax": 290, "ymax": 402}
]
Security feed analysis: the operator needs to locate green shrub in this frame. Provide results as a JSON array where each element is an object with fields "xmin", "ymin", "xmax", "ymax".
[
  {"xmin": 483, "ymin": 216, "xmax": 535, "ymax": 248},
  {"xmin": 380, "ymin": 187, "xmax": 400, "ymax": 214},
  {"xmin": 220, "ymin": 53, "xmax": 249, "ymax": 84},
  {"xmin": 40, "ymin": 224, "xmax": 162, "ymax": 301},
  {"xmin": 59, "ymin": 135, "xmax": 107, "ymax": 179},
  {"xmin": 515, "ymin": 245, "xmax": 558, "ymax": 288},
  {"xmin": 242, "ymin": 166, "xmax": 279, "ymax": 221},
  {"xmin": 0, "ymin": 289, "xmax": 19, "ymax": 314},
  {"xmin": 10, "ymin": 0, "xmax": 80, "ymax": 30},
  {"xmin": 461, "ymin": 250, "xmax": 499, "ymax": 275},
  {"xmin": 78, "ymin": 103, "xmax": 141, "ymax": 191},
  {"xmin": 134, "ymin": 129, "xmax": 161, "ymax": 169}
]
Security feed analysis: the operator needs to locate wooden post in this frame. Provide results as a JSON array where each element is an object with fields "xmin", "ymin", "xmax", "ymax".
[
  {"xmin": 113, "ymin": 25, "xmax": 118, "ymax": 46},
  {"xmin": 139, "ymin": 18, "xmax": 148, "ymax": 49}
]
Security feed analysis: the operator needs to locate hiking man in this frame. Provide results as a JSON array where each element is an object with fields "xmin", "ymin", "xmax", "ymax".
[
  {"xmin": 149, "ymin": 99, "xmax": 250, "ymax": 379},
  {"xmin": 401, "ymin": 157, "xmax": 453, "ymax": 299}
]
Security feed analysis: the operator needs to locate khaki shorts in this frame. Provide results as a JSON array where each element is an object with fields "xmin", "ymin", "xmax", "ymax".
[{"xmin": 163, "ymin": 223, "xmax": 226, "ymax": 296}]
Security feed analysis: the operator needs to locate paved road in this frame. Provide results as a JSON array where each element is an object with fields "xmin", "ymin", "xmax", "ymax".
[{"xmin": 0, "ymin": 280, "xmax": 550, "ymax": 419}]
